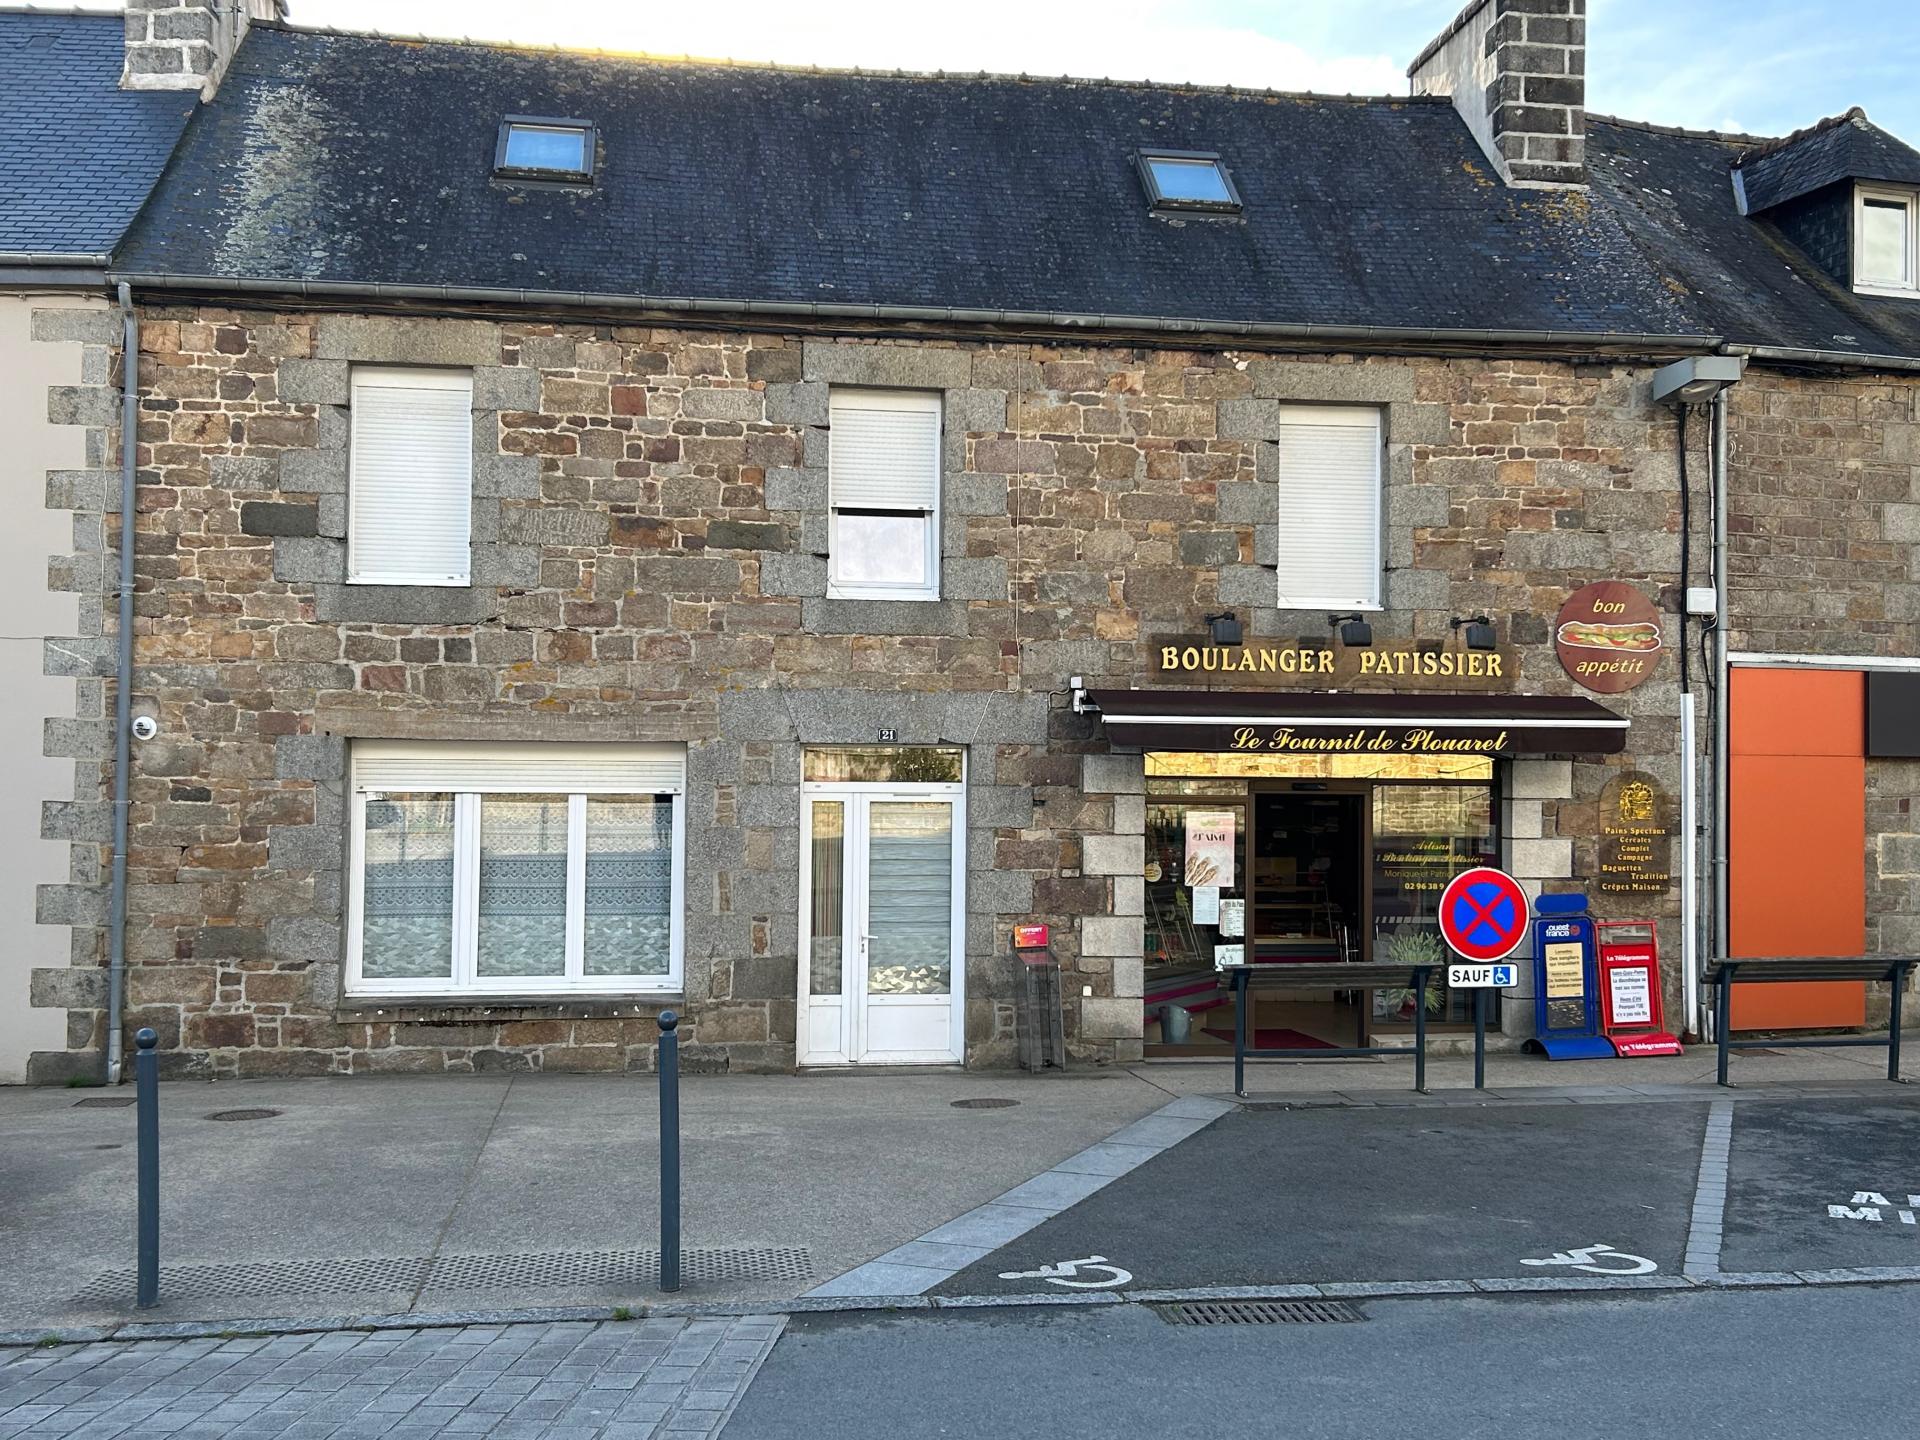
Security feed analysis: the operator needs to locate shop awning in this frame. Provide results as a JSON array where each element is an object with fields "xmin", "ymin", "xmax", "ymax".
[{"xmin": 1085, "ymin": 688, "xmax": 1628, "ymax": 756}]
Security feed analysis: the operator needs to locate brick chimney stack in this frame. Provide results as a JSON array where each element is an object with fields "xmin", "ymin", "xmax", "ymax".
[
  {"xmin": 1408, "ymin": 0, "xmax": 1587, "ymax": 188},
  {"xmin": 122, "ymin": 1, "xmax": 285, "ymax": 96}
]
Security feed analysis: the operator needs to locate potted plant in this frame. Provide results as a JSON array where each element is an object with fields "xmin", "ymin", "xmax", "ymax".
[{"xmin": 1374, "ymin": 927, "xmax": 1447, "ymax": 1022}]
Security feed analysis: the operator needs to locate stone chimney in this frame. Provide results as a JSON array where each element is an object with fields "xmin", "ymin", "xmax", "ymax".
[
  {"xmin": 1408, "ymin": 0, "xmax": 1586, "ymax": 188},
  {"xmin": 122, "ymin": 1, "xmax": 285, "ymax": 95}
]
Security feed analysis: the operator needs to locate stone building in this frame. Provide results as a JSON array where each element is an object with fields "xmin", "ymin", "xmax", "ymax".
[{"xmin": 18, "ymin": 0, "xmax": 1920, "ymax": 1080}]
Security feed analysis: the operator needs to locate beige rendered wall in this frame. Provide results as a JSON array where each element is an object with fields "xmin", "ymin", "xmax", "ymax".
[{"xmin": 0, "ymin": 293, "xmax": 86, "ymax": 1082}]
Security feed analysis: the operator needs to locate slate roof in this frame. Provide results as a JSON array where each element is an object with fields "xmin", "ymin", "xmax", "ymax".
[
  {"xmin": 0, "ymin": 9, "xmax": 195, "ymax": 258},
  {"xmin": 1589, "ymin": 117, "xmax": 1920, "ymax": 360},
  {"xmin": 107, "ymin": 22, "xmax": 1920, "ymax": 364},
  {"xmin": 1733, "ymin": 108, "xmax": 1920, "ymax": 215}
]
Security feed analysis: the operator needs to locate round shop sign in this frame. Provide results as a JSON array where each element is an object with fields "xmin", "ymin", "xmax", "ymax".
[
  {"xmin": 1554, "ymin": 581, "xmax": 1663, "ymax": 694},
  {"xmin": 1438, "ymin": 866, "xmax": 1530, "ymax": 963}
]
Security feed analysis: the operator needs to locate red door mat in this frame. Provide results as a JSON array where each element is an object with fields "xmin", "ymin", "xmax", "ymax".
[{"xmin": 1202, "ymin": 1026, "xmax": 1338, "ymax": 1050}]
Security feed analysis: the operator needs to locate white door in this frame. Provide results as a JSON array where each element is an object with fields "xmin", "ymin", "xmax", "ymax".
[{"xmin": 800, "ymin": 784, "xmax": 965, "ymax": 1065}]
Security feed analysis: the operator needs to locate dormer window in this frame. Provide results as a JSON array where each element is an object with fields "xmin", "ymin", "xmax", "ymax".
[
  {"xmin": 1137, "ymin": 151, "xmax": 1242, "ymax": 214},
  {"xmin": 1855, "ymin": 186, "xmax": 1917, "ymax": 295},
  {"xmin": 495, "ymin": 117, "xmax": 596, "ymax": 183}
]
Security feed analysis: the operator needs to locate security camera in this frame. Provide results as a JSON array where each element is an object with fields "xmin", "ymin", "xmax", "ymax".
[{"xmin": 130, "ymin": 716, "xmax": 159, "ymax": 741}]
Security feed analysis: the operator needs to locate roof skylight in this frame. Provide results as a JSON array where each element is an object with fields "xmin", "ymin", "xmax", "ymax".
[
  {"xmin": 1138, "ymin": 151, "xmax": 1241, "ymax": 213},
  {"xmin": 495, "ymin": 117, "xmax": 596, "ymax": 183}
]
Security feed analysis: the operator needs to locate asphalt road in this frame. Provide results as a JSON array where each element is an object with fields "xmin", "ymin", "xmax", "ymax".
[{"xmin": 725, "ymin": 1285, "xmax": 1920, "ymax": 1440}]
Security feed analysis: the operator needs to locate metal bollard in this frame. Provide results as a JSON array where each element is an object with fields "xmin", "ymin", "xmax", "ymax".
[
  {"xmin": 134, "ymin": 1027, "xmax": 159, "ymax": 1309},
  {"xmin": 657, "ymin": 1011, "xmax": 681, "ymax": 1294}
]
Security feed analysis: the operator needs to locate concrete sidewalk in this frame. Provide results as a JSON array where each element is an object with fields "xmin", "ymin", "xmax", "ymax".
[{"xmin": 2, "ymin": 1044, "xmax": 1909, "ymax": 1330}]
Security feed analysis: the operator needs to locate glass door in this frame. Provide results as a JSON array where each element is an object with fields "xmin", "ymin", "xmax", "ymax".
[{"xmin": 800, "ymin": 784, "xmax": 965, "ymax": 1066}]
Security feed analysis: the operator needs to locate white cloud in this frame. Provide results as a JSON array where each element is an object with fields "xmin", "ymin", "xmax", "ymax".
[{"xmin": 282, "ymin": 0, "xmax": 1407, "ymax": 93}]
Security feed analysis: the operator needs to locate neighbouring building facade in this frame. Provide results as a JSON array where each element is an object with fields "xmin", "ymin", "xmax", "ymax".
[{"xmin": 14, "ymin": 0, "xmax": 1920, "ymax": 1080}]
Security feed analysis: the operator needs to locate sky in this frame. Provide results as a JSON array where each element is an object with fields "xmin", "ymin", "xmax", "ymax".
[{"xmin": 73, "ymin": 0, "xmax": 1920, "ymax": 143}]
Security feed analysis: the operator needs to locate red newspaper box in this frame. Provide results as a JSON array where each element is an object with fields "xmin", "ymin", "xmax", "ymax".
[{"xmin": 1597, "ymin": 920, "xmax": 1683, "ymax": 1057}]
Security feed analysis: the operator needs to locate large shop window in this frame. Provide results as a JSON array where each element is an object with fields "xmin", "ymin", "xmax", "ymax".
[
  {"xmin": 347, "ymin": 742, "xmax": 685, "ymax": 997},
  {"xmin": 347, "ymin": 367, "xmax": 474, "ymax": 586},
  {"xmin": 1274, "ymin": 405, "xmax": 1382, "ymax": 611},
  {"xmin": 827, "ymin": 387, "xmax": 942, "ymax": 601}
]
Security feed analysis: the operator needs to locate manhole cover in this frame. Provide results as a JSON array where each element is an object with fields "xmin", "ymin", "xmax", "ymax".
[
  {"xmin": 950, "ymin": 1098, "xmax": 1019, "ymax": 1109},
  {"xmin": 1155, "ymin": 1300, "xmax": 1365, "ymax": 1326},
  {"xmin": 72, "ymin": 1096, "xmax": 135, "ymax": 1109},
  {"xmin": 203, "ymin": 1108, "xmax": 281, "ymax": 1122}
]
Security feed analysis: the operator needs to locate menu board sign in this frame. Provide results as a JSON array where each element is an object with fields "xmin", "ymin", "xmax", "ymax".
[{"xmin": 1597, "ymin": 772, "xmax": 1673, "ymax": 896}]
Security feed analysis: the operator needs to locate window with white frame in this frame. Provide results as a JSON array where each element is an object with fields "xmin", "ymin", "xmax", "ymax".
[
  {"xmin": 827, "ymin": 387, "xmax": 941, "ymax": 600},
  {"xmin": 1274, "ymin": 405, "xmax": 1383, "ymax": 611},
  {"xmin": 348, "ymin": 367, "xmax": 474, "ymax": 586},
  {"xmin": 347, "ymin": 742, "xmax": 685, "ymax": 996},
  {"xmin": 1856, "ymin": 186, "xmax": 1918, "ymax": 295}
]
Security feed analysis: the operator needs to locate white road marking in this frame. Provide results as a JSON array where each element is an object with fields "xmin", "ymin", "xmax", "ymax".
[
  {"xmin": 997, "ymin": 1255, "xmax": 1134, "ymax": 1289},
  {"xmin": 1684, "ymin": 1098, "xmax": 1734, "ymax": 1278},
  {"xmin": 1520, "ymin": 1244, "xmax": 1658, "ymax": 1276}
]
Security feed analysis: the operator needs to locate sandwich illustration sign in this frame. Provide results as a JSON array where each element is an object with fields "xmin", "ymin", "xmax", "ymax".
[{"xmin": 1555, "ymin": 582, "xmax": 1663, "ymax": 694}]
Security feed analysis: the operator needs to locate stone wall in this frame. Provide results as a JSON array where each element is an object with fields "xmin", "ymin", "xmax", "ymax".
[{"xmin": 31, "ymin": 308, "xmax": 1724, "ymax": 1076}]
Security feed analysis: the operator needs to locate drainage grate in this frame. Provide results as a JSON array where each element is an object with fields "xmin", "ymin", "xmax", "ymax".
[
  {"xmin": 203, "ymin": 1108, "xmax": 281, "ymax": 1122},
  {"xmin": 73, "ymin": 1246, "xmax": 812, "ymax": 1306},
  {"xmin": 1155, "ymin": 1300, "xmax": 1365, "ymax": 1326},
  {"xmin": 71, "ymin": 1096, "xmax": 136, "ymax": 1109},
  {"xmin": 950, "ymin": 1098, "xmax": 1020, "ymax": 1109}
]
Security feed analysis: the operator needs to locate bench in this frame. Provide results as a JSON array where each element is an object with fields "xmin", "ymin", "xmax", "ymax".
[
  {"xmin": 1704, "ymin": 956, "xmax": 1920, "ymax": 1086},
  {"xmin": 1224, "ymin": 962, "xmax": 1441, "ymax": 1097}
]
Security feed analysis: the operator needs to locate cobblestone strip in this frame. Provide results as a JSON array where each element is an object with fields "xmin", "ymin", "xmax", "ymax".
[
  {"xmin": 0, "ymin": 1314, "xmax": 784, "ymax": 1439},
  {"xmin": 1684, "ymin": 1099, "xmax": 1735, "ymax": 1278}
]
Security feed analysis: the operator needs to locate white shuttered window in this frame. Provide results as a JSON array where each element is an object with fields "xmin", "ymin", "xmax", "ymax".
[
  {"xmin": 1274, "ymin": 405, "xmax": 1383, "ymax": 610},
  {"xmin": 347, "ymin": 742, "xmax": 687, "ymax": 997},
  {"xmin": 828, "ymin": 388, "xmax": 941, "ymax": 601},
  {"xmin": 349, "ymin": 367, "xmax": 474, "ymax": 586}
]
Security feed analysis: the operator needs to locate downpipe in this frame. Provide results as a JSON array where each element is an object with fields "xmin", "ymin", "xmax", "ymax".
[
  {"xmin": 1708, "ymin": 388, "xmax": 1732, "ymax": 1041},
  {"xmin": 105, "ymin": 283, "xmax": 138, "ymax": 1083}
]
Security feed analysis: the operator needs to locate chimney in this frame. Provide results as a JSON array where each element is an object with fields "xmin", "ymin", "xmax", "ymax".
[
  {"xmin": 1408, "ymin": 0, "xmax": 1586, "ymax": 188},
  {"xmin": 122, "ymin": 1, "xmax": 285, "ymax": 96}
]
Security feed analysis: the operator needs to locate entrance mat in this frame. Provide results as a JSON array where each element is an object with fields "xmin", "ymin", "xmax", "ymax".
[{"xmin": 1203, "ymin": 1026, "xmax": 1337, "ymax": 1050}]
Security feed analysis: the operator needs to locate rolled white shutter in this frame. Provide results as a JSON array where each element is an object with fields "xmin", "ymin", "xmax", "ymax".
[
  {"xmin": 349, "ymin": 368, "xmax": 474, "ymax": 584},
  {"xmin": 829, "ymin": 388, "xmax": 941, "ymax": 511},
  {"xmin": 354, "ymin": 741, "xmax": 687, "ymax": 794},
  {"xmin": 1274, "ymin": 406, "xmax": 1382, "ymax": 609}
]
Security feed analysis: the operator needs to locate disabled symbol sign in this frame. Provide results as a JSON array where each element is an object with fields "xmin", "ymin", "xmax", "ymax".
[{"xmin": 1438, "ymin": 867, "xmax": 1530, "ymax": 963}]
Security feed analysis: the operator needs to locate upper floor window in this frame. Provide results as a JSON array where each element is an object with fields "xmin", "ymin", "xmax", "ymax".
[
  {"xmin": 827, "ymin": 388, "xmax": 942, "ymax": 602},
  {"xmin": 1138, "ymin": 150, "xmax": 1242, "ymax": 214},
  {"xmin": 1274, "ymin": 405, "xmax": 1383, "ymax": 611},
  {"xmin": 495, "ymin": 117, "xmax": 597, "ymax": 183},
  {"xmin": 1856, "ymin": 186, "xmax": 1917, "ymax": 295},
  {"xmin": 348, "ymin": 367, "xmax": 473, "ymax": 587}
]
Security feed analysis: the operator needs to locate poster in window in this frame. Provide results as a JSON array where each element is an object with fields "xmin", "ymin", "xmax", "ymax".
[
  {"xmin": 1219, "ymin": 899, "xmax": 1245, "ymax": 939},
  {"xmin": 1192, "ymin": 885, "xmax": 1221, "ymax": 926},
  {"xmin": 1184, "ymin": 810, "xmax": 1236, "ymax": 889}
]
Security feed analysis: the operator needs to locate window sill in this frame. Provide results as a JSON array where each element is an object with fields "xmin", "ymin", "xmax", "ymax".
[
  {"xmin": 825, "ymin": 587, "xmax": 941, "ymax": 603},
  {"xmin": 336, "ymin": 995, "xmax": 683, "ymax": 1025},
  {"xmin": 346, "ymin": 576, "xmax": 473, "ymax": 588},
  {"xmin": 1853, "ymin": 283, "xmax": 1918, "ymax": 300}
]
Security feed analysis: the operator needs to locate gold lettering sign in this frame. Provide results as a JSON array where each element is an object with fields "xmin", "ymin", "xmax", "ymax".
[
  {"xmin": 1227, "ymin": 725, "xmax": 1512, "ymax": 756},
  {"xmin": 1157, "ymin": 644, "xmax": 1507, "ymax": 687}
]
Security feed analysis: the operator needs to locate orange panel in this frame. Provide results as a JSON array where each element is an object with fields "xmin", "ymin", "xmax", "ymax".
[
  {"xmin": 1730, "ymin": 667, "xmax": 1864, "ymax": 757},
  {"xmin": 1729, "ymin": 667, "xmax": 1867, "ymax": 1030}
]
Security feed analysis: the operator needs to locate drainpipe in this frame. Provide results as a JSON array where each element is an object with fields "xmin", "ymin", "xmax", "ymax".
[
  {"xmin": 1709, "ymin": 388, "xmax": 1731, "ymax": 1027},
  {"xmin": 105, "ymin": 283, "xmax": 138, "ymax": 1083}
]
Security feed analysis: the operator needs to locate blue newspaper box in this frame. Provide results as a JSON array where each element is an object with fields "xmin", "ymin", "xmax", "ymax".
[{"xmin": 1528, "ymin": 893, "xmax": 1614, "ymax": 1060}]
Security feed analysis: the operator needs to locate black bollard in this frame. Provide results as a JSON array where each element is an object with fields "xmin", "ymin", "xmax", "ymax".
[
  {"xmin": 657, "ymin": 1011, "xmax": 681, "ymax": 1293},
  {"xmin": 134, "ymin": 1027, "xmax": 159, "ymax": 1309},
  {"xmin": 1473, "ymin": 987, "xmax": 1487, "ymax": 1090}
]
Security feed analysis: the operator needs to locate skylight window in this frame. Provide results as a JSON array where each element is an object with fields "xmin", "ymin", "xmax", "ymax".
[
  {"xmin": 1138, "ymin": 151, "xmax": 1242, "ymax": 213},
  {"xmin": 495, "ymin": 117, "xmax": 596, "ymax": 182}
]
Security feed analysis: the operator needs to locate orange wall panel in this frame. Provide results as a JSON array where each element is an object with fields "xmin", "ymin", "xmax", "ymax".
[{"xmin": 1728, "ymin": 669, "xmax": 1866, "ymax": 1030}]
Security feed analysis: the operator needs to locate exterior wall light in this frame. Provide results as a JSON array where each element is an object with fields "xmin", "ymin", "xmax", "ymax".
[
  {"xmin": 1329, "ymin": 613, "xmax": 1373, "ymax": 647},
  {"xmin": 1204, "ymin": 610, "xmax": 1243, "ymax": 646},
  {"xmin": 1650, "ymin": 355, "xmax": 1744, "ymax": 405},
  {"xmin": 1451, "ymin": 615, "xmax": 1497, "ymax": 651}
]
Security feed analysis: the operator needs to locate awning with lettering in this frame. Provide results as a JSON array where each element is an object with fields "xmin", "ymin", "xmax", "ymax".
[{"xmin": 1085, "ymin": 689, "xmax": 1629, "ymax": 756}]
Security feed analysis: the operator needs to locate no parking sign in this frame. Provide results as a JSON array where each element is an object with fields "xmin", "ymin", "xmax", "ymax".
[{"xmin": 1438, "ymin": 867, "xmax": 1530, "ymax": 962}]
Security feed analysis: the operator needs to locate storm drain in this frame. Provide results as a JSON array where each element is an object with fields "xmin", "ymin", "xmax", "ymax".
[
  {"xmin": 203, "ymin": 1108, "xmax": 281, "ymax": 1122},
  {"xmin": 1154, "ymin": 1300, "xmax": 1365, "ymax": 1326},
  {"xmin": 951, "ymin": 1098, "xmax": 1020, "ymax": 1109},
  {"xmin": 72, "ymin": 1246, "xmax": 812, "ymax": 1306},
  {"xmin": 71, "ymin": 1096, "xmax": 136, "ymax": 1109}
]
